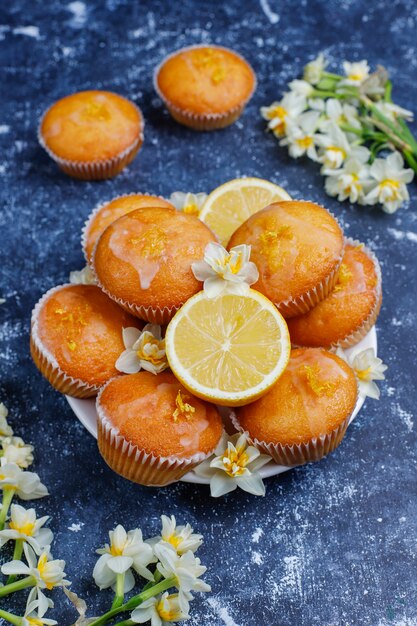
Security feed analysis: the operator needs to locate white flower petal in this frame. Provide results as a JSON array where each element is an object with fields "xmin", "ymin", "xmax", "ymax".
[
  {"xmin": 210, "ymin": 472, "xmax": 238, "ymax": 498},
  {"xmin": 115, "ymin": 350, "xmax": 141, "ymax": 374},
  {"xmin": 122, "ymin": 327, "xmax": 142, "ymax": 350},
  {"xmin": 235, "ymin": 472, "xmax": 266, "ymax": 496}
]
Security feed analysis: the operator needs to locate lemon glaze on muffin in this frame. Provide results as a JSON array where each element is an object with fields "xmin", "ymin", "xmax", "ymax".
[
  {"xmin": 97, "ymin": 371, "xmax": 223, "ymax": 486},
  {"xmin": 232, "ymin": 348, "xmax": 358, "ymax": 466},
  {"xmin": 228, "ymin": 200, "xmax": 344, "ymax": 318},
  {"xmin": 82, "ymin": 193, "xmax": 175, "ymax": 262},
  {"xmin": 154, "ymin": 44, "xmax": 256, "ymax": 130},
  {"xmin": 30, "ymin": 284, "xmax": 141, "ymax": 397},
  {"xmin": 39, "ymin": 90, "xmax": 144, "ymax": 179},
  {"xmin": 287, "ymin": 239, "xmax": 382, "ymax": 349},
  {"xmin": 93, "ymin": 206, "xmax": 217, "ymax": 324}
]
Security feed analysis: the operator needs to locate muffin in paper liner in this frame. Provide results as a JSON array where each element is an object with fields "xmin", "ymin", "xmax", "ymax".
[
  {"xmin": 30, "ymin": 286, "xmax": 101, "ymax": 398},
  {"xmin": 81, "ymin": 192, "xmax": 174, "ymax": 263},
  {"xmin": 153, "ymin": 44, "xmax": 257, "ymax": 132},
  {"xmin": 288, "ymin": 237, "xmax": 382, "ymax": 350},
  {"xmin": 96, "ymin": 379, "xmax": 220, "ymax": 487},
  {"xmin": 38, "ymin": 124, "xmax": 143, "ymax": 180},
  {"xmin": 230, "ymin": 409, "xmax": 353, "ymax": 466}
]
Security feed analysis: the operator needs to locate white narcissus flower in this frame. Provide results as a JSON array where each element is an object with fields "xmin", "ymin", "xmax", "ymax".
[
  {"xmin": 148, "ymin": 515, "xmax": 203, "ymax": 556},
  {"xmin": 2, "ymin": 543, "xmax": 69, "ymax": 597},
  {"xmin": 93, "ymin": 525, "xmax": 155, "ymax": 593},
  {"xmin": 280, "ymin": 110, "xmax": 320, "ymax": 160},
  {"xmin": 325, "ymin": 157, "xmax": 373, "ymax": 204},
  {"xmin": 340, "ymin": 60, "xmax": 370, "ymax": 86},
  {"xmin": 288, "ymin": 79, "xmax": 314, "ymax": 97},
  {"xmin": 374, "ymin": 102, "xmax": 414, "ymax": 123},
  {"xmin": 115, "ymin": 324, "xmax": 168, "ymax": 375},
  {"xmin": 169, "ymin": 192, "xmax": 208, "ymax": 217},
  {"xmin": 155, "ymin": 543, "xmax": 210, "ymax": 613},
  {"xmin": 260, "ymin": 92, "xmax": 306, "ymax": 137},
  {"xmin": 320, "ymin": 98, "xmax": 362, "ymax": 135},
  {"xmin": 194, "ymin": 433, "xmax": 271, "ymax": 498},
  {"xmin": 69, "ymin": 266, "xmax": 97, "ymax": 285},
  {"xmin": 0, "ymin": 462, "xmax": 49, "ymax": 500},
  {"xmin": 22, "ymin": 589, "xmax": 57, "ymax": 626},
  {"xmin": 337, "ymin": 348, "xmax": 387, "ymax": 400},
  {"xmin": 2, "ymin": 436, "xmax": 34, "ymax": 469},
  {"xmin": 0, "ymin": 402, "xmax": 13, "ymax": 438},
  {"xmin": 191, "ymin": 243, "xmax": 259, "ymax": 299},
  {"xmin": 315, "ymin": 122, "xmax": 352, "ymax": 171},
  {"xmin": 0, "ymin": 504, "xmax": 53, "ymax": 554},
  {"xmin": 303, "ymin": 52, "xmax": 327, "ymax": 85},
  {"xmin": 131, "ymin": 592, "xmax": 190, "ymax": 625},
  {"xmin": 365, "ymin": 151, "xmax": 414, "ymax": 213}
]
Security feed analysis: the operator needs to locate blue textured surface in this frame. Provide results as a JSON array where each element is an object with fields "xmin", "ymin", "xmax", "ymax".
[{"xmin": 0, "ymin": 1, "xmax": 416, "ymax": 624}]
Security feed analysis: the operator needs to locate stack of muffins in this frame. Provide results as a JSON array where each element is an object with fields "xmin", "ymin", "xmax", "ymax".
[{"xmin": 30, "ymin": 191, "xmax": 382, "ymax": 488}]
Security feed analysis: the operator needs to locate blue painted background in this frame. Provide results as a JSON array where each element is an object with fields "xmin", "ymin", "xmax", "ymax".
[{"xmin": 0, "ymin": 0, "xmax": 416, "ymax": 624}]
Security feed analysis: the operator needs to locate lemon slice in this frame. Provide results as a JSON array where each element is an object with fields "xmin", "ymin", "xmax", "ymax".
[
  {"xmin": 199, "ymin": 177, "xmax": 291, "ymax": 246},
  {"xmin": 165, "ymin": 290, "xmax": 291, "ymax": 406}
]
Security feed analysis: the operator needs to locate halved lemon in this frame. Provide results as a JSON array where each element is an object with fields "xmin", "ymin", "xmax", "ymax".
[
  {"xmin": 199, "ymin": 177, "xmax": 291, "ymax": 246},
  {"xmin": 165, "ymin": 290, "xmax": 291, "ymax": 407}
]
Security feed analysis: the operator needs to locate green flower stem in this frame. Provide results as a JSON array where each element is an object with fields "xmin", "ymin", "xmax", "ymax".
[
  {"xmin": 384, "ymin": 79, "xmax": 393, "ymax": 102},
  {"xmin": 362, "ymin": 96, "xmax": 417, "ymax": 152},
  {"xmin": 404, "ymin": 151, "xmax": 417, "ymax": 176},
  {"xmin": 0, "ymin": 489, "xmax": 15, "ymax": 530},
  {"xmin": 311, "ymin": 89, "xmax": 346, "ymax": 99},
  {"xmin": 370, "ymin": 117, "xmax": 414, "ymax": 153},
  {"xmin": 111, "ymin": 572, "xmax": 125, "ymax": 610},
  {"xmin": 87, "ymin": 577, "xmax": 176, "ymax": 626},
  {"xmin": 322, "ymin": 71, "xmax": 343, "ymax": 81},
  {"xmin": 6, "ymin": 539, "xmax": 24, "ymax": 585},
  {"xmin": 0, "ymin": 609, "xmax": 22, "ymax": 626},
  {"xmin": 339, "ymin": 124, "xmax": 363, "ymax": 137},
  {"xmin": 0, "ymin": 575, "xmax": 35, "ymax": 597},
  {"xmin": 113, "ymin": 621, "xmax": 135, "ymax": 626}
]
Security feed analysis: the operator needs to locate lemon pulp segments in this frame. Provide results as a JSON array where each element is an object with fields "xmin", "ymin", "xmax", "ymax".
[
  {"xmin": 165, "ymin": 290, "xmax": 291, "ymax": 406},
  {"xmin": 199, "ymin": 177, "xmax": 291, "ymax": 246}
]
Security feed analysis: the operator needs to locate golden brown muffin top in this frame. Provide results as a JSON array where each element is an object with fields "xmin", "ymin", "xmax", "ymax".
[
  {"xmin": 98, "ymin": 371, "xmax": 223, "ymax": 458},
  {"xmin": 40, "ymin": 90, "xmax": 143, "ymax": 162},
  {"xmin": 155, "ymin": 46, "xmax": 256, "ymax": 116},
  {"xmin": 34, "ymin": 284, "xmax": 141, "ymax": 386},
  {"xmin": 236, "ymin": 348, "xmax": 357, "ymax": 445}
]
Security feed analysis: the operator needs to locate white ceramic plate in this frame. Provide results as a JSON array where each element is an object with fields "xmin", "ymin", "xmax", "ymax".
[{"xmin": 67, "ymin": 327, "xmax": 377, "ymax": 484}]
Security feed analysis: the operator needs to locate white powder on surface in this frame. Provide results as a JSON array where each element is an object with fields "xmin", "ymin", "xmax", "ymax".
[
  {"xmin": 251, "ymin": 527, "xmax": 263, "ymax": 543},
  {"xmin": 67, "ymin": 1, "xmax": 87, "ymax": 28},
  {"xmin": 251, "ymin": 550, "xmax": 264, "ymax": 565},
  {"xmin": 68, "ymin": 522, "xmax": 85, "ymax": 532},
  {"xmin": 388, "ymin": 227, "xmax": 417, "ymax": 244},
  {"xmin": 396, "ymin": 404, "xmax": 414, "ymax": 432},
  {"xmin": 12, "ymin": 26, "xmax": 40, "ymax": 39},
  {"xmin": 207, "ymin": 598, "xmax": 242, "ymax": 626},
  {"xmin": 259, "ymin": 0, "xmax": 280, "ymax": 24}
]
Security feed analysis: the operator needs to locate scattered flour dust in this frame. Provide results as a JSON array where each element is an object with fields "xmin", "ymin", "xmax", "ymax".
[
  {"xmin": 251, "ymin": 527, "xmax": 264, "ymax": 543},
  {"xmin": 388, "ymin": 227, "xmax": 417, "ymax": 244},
  {"xmin": 251, "ymin": 550, "xmax": 264, "ymax": 565},
  {"xmin": 67, "ymin": 1, "xmax": 87, "ymax": 27},
  {"xmin": 12, "ymin": 26, "xmax": 40, "ymax": 39},
  {"xmin": 259, "ymin": 0, "xmax": 280, "ymax": 24},
  {"xmin": 0, "ymin": 125, "xmax": 10, "ymax": 134},
  {"xmin": 207, "ymin": 598, "xmax": 241, "ymax": 626},
  {"xmin": 68, "ymin": 522, "xmax": 85, "ymax": 532},
  {"xmin": 395, "ymin": 403, "xmax": 414, "ymax": 432}
]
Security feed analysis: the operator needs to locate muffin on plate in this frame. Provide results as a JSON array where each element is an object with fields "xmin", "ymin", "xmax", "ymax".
[
  {"xmin": 30, "ymin": 284, "xmax": 141, "ymax": 397},
  {"xmin": 232, "ymin": 348, "xmax": 358, "ymax": 466},
  {"xmin": 228, "ymin": 200, "xmax": 344, "ymax": 318},
  {"xmin": 287, "ymin": 239, "xmax": 382, "ymax": 349},
  {"xmin": 154, "ymin": 44, "xmax": 256, "ymax": 131},
  {"xmin": 82, "ymin": 193, "xmax": 174, "ymax": 262},
  {"xmin": 39, "ymin": 90, "xmax": 144, "ymax": 179},
  {"xmin": 92, "ymin": 206, "xmax": 217, "ymax": 324},
  {"xmin": 97, "ymin": 371, "xmax": 223, "ymax": 486}
]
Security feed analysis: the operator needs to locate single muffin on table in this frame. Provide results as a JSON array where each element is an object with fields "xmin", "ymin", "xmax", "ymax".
[
  {"xmin": 232, "ymin": 348, "xmax": 358, "ymax": 466},
  {"xmin": 39, "ymin": 90, "xmax": 144, "ymax": 179},
  {"xmin": 92, "ymin": 206, "xmax": 217, "ymax": 324},
  {"xmin": 228, "ymin": 200, "xmax": 344, "ymax": 318},
  {"xmin": 154, "ymin": 44, "xmax": 256, "ymax": 130},
  {"xmin": 287, "ymin": 239, "xmax": 382, "ymax": 349},
  {"xmin": 82, "ymin": 193, "xmax": 175, "ymax": 262},
  {"xmin": 97, "ymin": 371, "xmax": 223, "ymax": 486},
  {"xmin": 30, "ymin": 284, "xmax": 141, "ymax": 397}
]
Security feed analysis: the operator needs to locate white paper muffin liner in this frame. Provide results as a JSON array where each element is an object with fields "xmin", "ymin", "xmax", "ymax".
[
  {"xmin": 30, "ymin": 284, "xmax": 101, "ymax": 398},
  {"xmin": 37, "ymin": 105, "xmax": 144, "ymax": 180},
  {"xmin": 153, "ymin": 44, "xmax": 257, "ymax": 131},
  {"xmin": 81, "ymin": 192, "xmax": 173, "ymax": 262},
  {"xmin": 230, "ymin": 380, "xmax": 359, "ymax": 466},
  {"xmin": 96, "ymin": 382, "xmax": 215, "ymax": 486}
]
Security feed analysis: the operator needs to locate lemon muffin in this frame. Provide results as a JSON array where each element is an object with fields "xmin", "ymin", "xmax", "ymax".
[
  {"xmin": 233, "ymin": 348, "xmax": 358, "ymax": 466},
  {"xmin": 154, "ymin": 44, "xmax": 256, "ymax": 130},
  {"xmin": 93, "ymin": 206, "xmax": 217, "ymax": 324},
  {"xmin": 228, "ymin": 201, "xmax": 344, "ymax": 318},
  {"xmin": 82, "ymin": 194, "xmax": 175, "ymax": 262},
  {"xmin": 30, "ymin": 284, "xmax": 141, "ymax": 397},
  {"xmin": 288, "ymin": 240, "xmax": 382, "ymax": 349},
  {"xmin": 97, "ymin": 371, "xmax": 223, "ymax": 486},
  {"xmin": 39, "ymin": 90, "xmax": 144, "ymax": 179}
]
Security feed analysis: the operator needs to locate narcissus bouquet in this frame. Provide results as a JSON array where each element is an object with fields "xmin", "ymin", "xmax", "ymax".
[{"xmin": 261, "ymin": 54, "xmax": 416, "ymax": 213}]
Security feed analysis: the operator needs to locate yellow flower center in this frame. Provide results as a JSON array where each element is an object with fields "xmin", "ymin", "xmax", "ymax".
[
  {"xmin": 37, "ymin": 553, "xmax": 55, "ymax": 590},
  {"xmin": 214, "ymin": 252, "xmax": 243, "ymax": 276},
  {"xmin": 9, "ymin": 519, "xmax": 35, "ymax": 536},
  {"xmin": 303, "ymin": 364, "xmax": 336, "ymax": 397},
  {"xmin": 326, "ymin": 146, "xmax": 346, "ymax": 161},
  {"xmin": 379, "ymin": 179, "xmax": 401, "ymax": 198},
  {"xmin": 296, "ymin": 136, "xmax": 313, "ymax": 150},
  {"xmin": 183, "ymin": 203, "xmax": 200, "ymax": 216},
  {"xmin": 136, "ymin": 333, "xmax": 166, "ymax": 366},
  {"xmin": 270, "ymin": 105, "xmax": 287, "ymax": 120},
  {"xmin": 356, "ymin": 366, "xmax": 372, "ymax": 381},
  {"xmin": 334, "ymin": 263, "xmax": 353, "ymax": 292},
  {"xmin": 348, "ymin": 72, "xmax": 365, "ymax": 81},
  {"xmin": 222, "ymin": 445, "xmax": 249, "ymax": 477},
  {"xmin": 165, "ymin": 533, "xmax": 182, "ymax": 549},
  {"xmin": 157, "ymin": 596, "xmax": 182, "ymax": 621},
  {"xmin": 173, "ymin": 390, "xmax": 195, "ymax": 422},
  {"xmin": 27, "ymin": 618, "xmax": 44, "ymax": 626}
]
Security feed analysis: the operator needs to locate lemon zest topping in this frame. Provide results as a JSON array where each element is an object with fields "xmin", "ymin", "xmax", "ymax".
[
  {"xmin": 212, "ymin": 66, "xmax": 226, "ymax": 84},
  {"xmin": 84, "ymin": 101, "xmax": 111, "ymax": 121},
  {"xmin": 130, "ymin": 227, "xmax": 167, "ymax": 257},
  {"xmin": 172, "ymin": 390, "xmax": 195, "ymax": 422},
  {"xmin": 334, "ymin": 263, "xmax": 353, "ymax": 292},
  {"xmin": 303, "ymin": 364, "xmax": 336, "ymax": 397}
]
